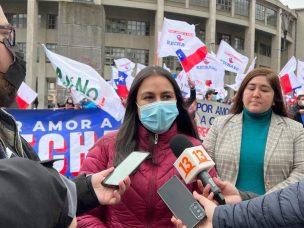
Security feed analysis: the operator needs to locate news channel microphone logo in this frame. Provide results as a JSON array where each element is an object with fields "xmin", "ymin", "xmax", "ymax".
[{"xmin": 174, "ymin": 146, "xmax": 215, "ymax": 184}]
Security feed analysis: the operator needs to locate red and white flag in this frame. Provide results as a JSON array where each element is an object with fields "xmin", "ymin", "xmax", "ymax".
[
  {"xmin": 176, "ymin": 37, "xmax": 208, "ymax": 72},
  {"xmin": 216, "ymin": 40, "xmax": 249, "ymax": 74},
  {"xmin": 16, "ymin": 82, "xmax": 37, "ymax": 109},
  {"xmin": 158, "ymin": 18, "xmax": 196, "ymax": 57},
  {"xmin": 279, "ymin": 56, "xmax": 302, "ymax": 94}
]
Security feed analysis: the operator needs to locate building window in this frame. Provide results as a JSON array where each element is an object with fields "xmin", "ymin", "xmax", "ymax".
[
  {"xmin": 16, "ymin": 42, "xmax": 26, "ymax": 60},
  {"xmin": 47, "ymin": 14, "xmax": 57, "ymax": 29},
  {"xmin": 17, "ymin": 14, "xmax": 27, "ymax": 28},
  {"xmin": 45, "ymin": 43, "xmax": 57, "ymax": 63},
  {"xmin": 217, "ymin": 33, "xmax": 231, "ymax": 44},
  {"xmin": 38, "ymin": 14, "xmax": 42, "ymax": 28},
  {"xmin": 105, "ymin": 47, "xmax": 149, "ymax": 66},
  {"xmin": 106, "ymin": 18, "xmax": 149, "ymax": 36},
  {"xmin": 163, "ymin": 56, "xmax": 182, "ymax": 71},
  {"xmin": 235, "ymin": 0, "xmax": 249, "ymax": 16},
  {"xmin": 260, "ymin": 43, "xmax": 271, "ymax": 57},
  {"xmin": 127, "ymin": 21, "xmax": 149, "ymax": 36},
  {"xmin": 216, "ymin": 0, "xmax": 232, "ymax": 12},
  {"xmin": 266, "ymin": 8, "xmax": 277, "ymax": 27},
  {"xmin": 256, "ymin": 4, "xmax": 265, "ymax": 21},
  {"xmin": 233, "ymin": 37, "xmax": 244, "ymax": 50},
  {"xmin": 189, "ymin": 0, "xmax": 209, "ymax": 7},
  {"xmin": 126, "ymin": 48, "xmax": 149, "ymax": 65}
]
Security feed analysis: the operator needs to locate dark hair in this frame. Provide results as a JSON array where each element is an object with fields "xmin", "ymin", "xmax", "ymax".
[
  {"xmin": 114, "ymin": 66, "xmax": 199, "ymax": 166},
  {"xmin": 230, "ymin": 67, "xmax": 288, "ymax": 117}
]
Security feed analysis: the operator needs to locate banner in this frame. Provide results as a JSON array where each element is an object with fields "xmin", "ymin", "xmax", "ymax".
[
  {"xmin": 195, "ymin": 100, "xmax": 231, "ymax": 140},
  {"xmin": 7, "ymin": 109, "xmax": 121, "ymax": 178},
  {"xmin": 42, "ymin": 44, "xmax": 125, "ymax": 121}
]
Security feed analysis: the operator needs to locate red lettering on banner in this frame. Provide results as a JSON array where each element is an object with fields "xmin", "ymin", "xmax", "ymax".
[
  {"xmin": 197, "ymin": 126, "xmax": 210, "ymax": 138},
  {"xmin": 168, "ymin": 29, "xmax": 194, "ymax": 37},
  {"xmin": 178, "ymin": 156, "xmax": 196, "ymax": 177}
]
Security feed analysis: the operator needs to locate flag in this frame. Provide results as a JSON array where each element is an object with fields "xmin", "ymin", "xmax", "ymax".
[
  {"xmin": 114, "ymin": 58, "xmax": 135, "ymax": 73},
  {"xmin": 228, "ymin": 57, "xmax": 256, "ymax": 91},
  {"xmin": 175, "ymin": 70, "xmax": 189, "ymax": 96},
  {"xmin": 189, "ymin": 53, "xmax": 225, "ymax": 90},
  {"xmin": 42, "ymin": 44, "xmax": 125, "ymax": 121},
  {"xmin": 16, "ymin": 82, "xmax": 37, "ymax": 109},
  {"xmin": 176, "ymin": 37, "xmax": 208, "ymax": 72},
  {"xmin": 297, "ymin": 60, "xmax": 304, "ymax": 84},
  {"xmin": 163, "ymin": 63, "xmax": 171, "ymax": 72},
  {"xmin": 158, "ymin": 18, "xmax": 196, "ymax": 57},
  {"xmin": 114, "ymin": 71, "xmax": 129, "ymax": 99},
  {"xmin": 279, "ymin": 56, "xmax": 301, "ymax": 94},
  {"xmin": 216, "ymin": 40, "xmax": 249, "ymax": 74}
]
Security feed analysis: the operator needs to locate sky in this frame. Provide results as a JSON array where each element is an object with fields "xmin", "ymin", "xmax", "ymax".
[{"xmin": 279, "ymin": 0, "xmax": 304, "ymax": 9}]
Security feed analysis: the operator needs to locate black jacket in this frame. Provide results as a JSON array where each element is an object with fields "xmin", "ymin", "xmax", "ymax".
[{"xmin": 213, "ymin": 181, "xmax": 304, "ymax": 228}]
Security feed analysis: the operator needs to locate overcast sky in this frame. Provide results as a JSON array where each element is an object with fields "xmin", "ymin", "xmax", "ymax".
[{"xmin": 279, "ymin": 0, "xmax": 304, "ymax": 9}]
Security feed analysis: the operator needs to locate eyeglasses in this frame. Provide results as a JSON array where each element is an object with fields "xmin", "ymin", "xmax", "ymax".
[{"xmin": 0, "ymin": 25, "xmax": 15, "ymax": 46}]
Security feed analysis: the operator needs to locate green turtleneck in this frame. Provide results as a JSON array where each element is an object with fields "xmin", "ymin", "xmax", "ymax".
[{"xmin": 235, "ymin": 108, "xmax": 272, "ymax": 195}]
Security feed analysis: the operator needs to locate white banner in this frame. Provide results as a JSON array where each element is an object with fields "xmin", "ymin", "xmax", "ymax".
[
  {"xmin": 297, "ymin": 60, "xmax": 304, "ymax": 84},
  {"xmin": 42, "ymin": 44, "xmax": 125, "ymax": 121}
]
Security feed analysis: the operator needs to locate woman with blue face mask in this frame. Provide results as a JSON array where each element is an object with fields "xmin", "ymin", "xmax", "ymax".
[{"xmin": 77, "ymin": 66, "xmax": 215, "ymax": 227}]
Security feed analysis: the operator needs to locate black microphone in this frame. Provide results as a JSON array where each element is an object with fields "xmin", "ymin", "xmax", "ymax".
[{"xmin": 170, "ymin": 134, "xmax": 225, "ymax": 205}]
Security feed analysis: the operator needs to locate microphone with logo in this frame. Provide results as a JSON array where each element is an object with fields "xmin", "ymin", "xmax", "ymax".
[{"xmin": 170, "ymin": 134, "xmax": 226, "ymax": 205}]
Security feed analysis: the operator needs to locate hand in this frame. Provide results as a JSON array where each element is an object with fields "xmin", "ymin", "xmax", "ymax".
[
  {"xmin": 299, "ymin": 109, "xmax": 304, "ymax": 114},
  {"xmin": 171, "ymin": 216, "xmax": 186, "ymax": 228},
  {"xmin": 187, "ymin": 77, "xmax": 195, "ymax": 89},
  {"xmin": 193, "ymin": 191, "xmax": 215, "ymax": 228},
  {"xmin": 197, "ymin": 177, "xmax": 242, "ymax": 204},
  {"xmin": 171, "ymin": 191, "xmax": 216, "ymax": 228},
  {"xmin": 91, "ymin": 167, "xmax": 131, "ymax": 205}
]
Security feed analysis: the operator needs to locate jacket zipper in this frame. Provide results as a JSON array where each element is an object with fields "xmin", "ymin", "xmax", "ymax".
[{"xmin": 145, "ymin": 134, "xmax": 158, "ymax": 227}]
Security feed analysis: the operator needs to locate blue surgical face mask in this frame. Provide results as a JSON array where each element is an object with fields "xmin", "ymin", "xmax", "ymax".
[
  {"xmin": 138, "ymin": 100, "xmax": 179, "ymax": 134},
  {"xmin": 212, "ymin": 95, "xmax": 217, "ymax": 101}
]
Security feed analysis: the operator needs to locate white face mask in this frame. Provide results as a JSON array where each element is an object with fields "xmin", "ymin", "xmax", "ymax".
[{"xmin": 300, "ymin": 100, "xmax": 304, "ymax": 106}]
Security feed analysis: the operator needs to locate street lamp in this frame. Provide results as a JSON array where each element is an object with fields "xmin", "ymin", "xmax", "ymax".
[{"xmin": 281, "ymin": 11, "xmax": 293, "ymax": 51}]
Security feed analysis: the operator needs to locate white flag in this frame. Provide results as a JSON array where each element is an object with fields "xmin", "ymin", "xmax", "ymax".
[
  {"xmin": 175, "ymin": 70, "xmax": 189, "ymax": 95},
  {"xmin": 158, "ymin": 18, "xmax": 196, "ymax": 57},
  {"xmin": 216, "ymin": 40, "xmax": 249, "ymax": 74},
  {"xmin": 42, "ymin": 44, "xmax": 125, "ymax": 121},
  {"xmin": 297, "ymin": 60, "xmax": 304, "ymax": 84},
  {"xmin": 114, "ymin": 58, "xmax": 135, "ymax": 73},
  {"xmin": 229, "ymin": 57, "xmax": 257, "ymax": 91},
  {"xmin": 189, "ymin": 53, "xmax": 225, "ymax": 89}
]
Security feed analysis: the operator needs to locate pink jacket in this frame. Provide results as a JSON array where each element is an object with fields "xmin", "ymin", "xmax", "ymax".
[{"xmin": 77, "ymin": 123, "xmax": 207, "ymax": 228}]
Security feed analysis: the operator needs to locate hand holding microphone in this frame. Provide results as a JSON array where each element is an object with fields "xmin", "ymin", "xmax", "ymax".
[{"xmin": 170, "ymin": 135, "xmax": 226, "ymax": 205}]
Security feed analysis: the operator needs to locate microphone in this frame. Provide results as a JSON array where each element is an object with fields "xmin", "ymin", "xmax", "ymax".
[{"xmin": 170, "ymin": 134, "xmax": 225, "ymax": 205}]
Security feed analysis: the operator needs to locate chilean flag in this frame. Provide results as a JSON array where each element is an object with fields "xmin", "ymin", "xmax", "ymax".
[
  {"xmin": 114, "ymin": 71, "xmax": 129, "ymax": 99},
  {"xmin": 279, "ymin": 56, "xmax": 302, "ymax": 94},
  {"xmin": 176, "ymin": 37, "xmax": 207, "ymax": 72},
  {"xmin": 16, "ymin": 82, "xmax": 38, "ymax": 109}
]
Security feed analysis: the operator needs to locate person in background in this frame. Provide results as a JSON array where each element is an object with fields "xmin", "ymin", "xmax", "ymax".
[
  {"xmin": 203, "ymin": 67, "xmax": 304, "ymax": 195},
  {"xmin": 77, "ymin": 66, "xmax": 209, "ymax": 227},
  {"xmin": 65, "ymin": 97, "xmax": 75, "ymax": 109},
  {"xmin": 205, "ymin": 89, "xmax": 218, "ymax": 102},
  {"xmin": 185, "ymin": 77, "xmax": 197, "ymax": 120},
  {"xmin": 0, "ymin": 5, "xmax": 130, "ymax": 223},
  {"xmin": 292, "ymin": 94, "xmax": 304, "ymax": 126},
  {"xmin": 172, "ymin": 177, "xmax": 304, "ymax": 228}
]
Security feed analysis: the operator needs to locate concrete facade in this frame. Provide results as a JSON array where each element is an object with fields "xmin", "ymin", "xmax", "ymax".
[{"xmin": 0, "ymin": 0, "xmax": 301, "ymax": 108}]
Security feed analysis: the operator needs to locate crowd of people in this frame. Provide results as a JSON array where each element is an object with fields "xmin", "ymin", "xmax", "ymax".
[{"xmin": 1, "ymin": 4, "xmax": 304, "ymax": 228}]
